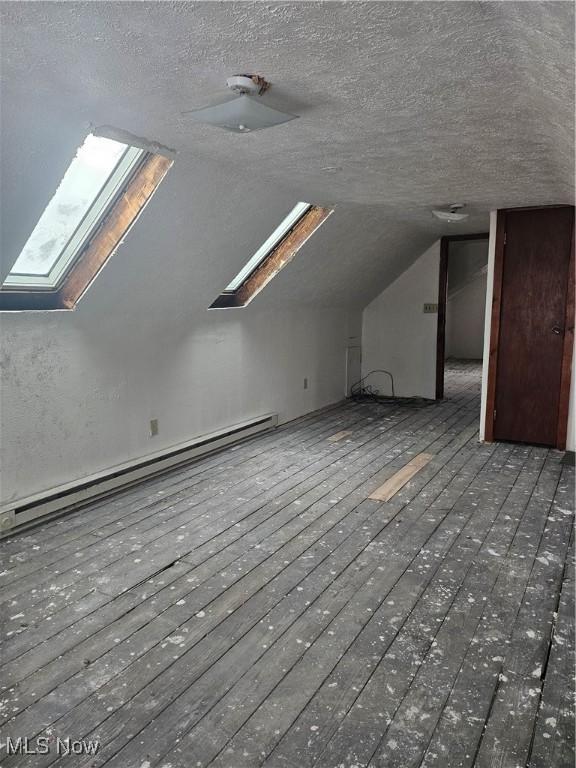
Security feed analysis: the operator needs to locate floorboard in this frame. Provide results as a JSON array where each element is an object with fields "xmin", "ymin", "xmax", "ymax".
[{"xmin": 0, "ymin": 360, "xmax": 573, "ymax": 768}]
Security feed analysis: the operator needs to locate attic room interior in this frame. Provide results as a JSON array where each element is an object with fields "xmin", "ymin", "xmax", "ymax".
[{"xmin": 0, "ymin": 1, "xmax": 574, "ymax": 766}]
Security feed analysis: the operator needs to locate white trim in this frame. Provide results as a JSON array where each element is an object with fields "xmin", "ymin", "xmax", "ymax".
[
  {"xmin": 479, "ymin": 211, "xmax": 498, "ymax": 441},
  {"xmin": 93, "ymin": 125, "xmax": 177, "ymax": 160}
]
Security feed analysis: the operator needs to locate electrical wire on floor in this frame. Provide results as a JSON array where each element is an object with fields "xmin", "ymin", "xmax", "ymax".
[{"xmin": 348, "ymin": 369, "xmax": 435, "ymax": 409}]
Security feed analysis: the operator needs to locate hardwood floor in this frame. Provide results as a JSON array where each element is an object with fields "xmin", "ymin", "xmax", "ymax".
[{"xmin": 0, "ymin": 360, "xmax": 573, "ymax": 768}]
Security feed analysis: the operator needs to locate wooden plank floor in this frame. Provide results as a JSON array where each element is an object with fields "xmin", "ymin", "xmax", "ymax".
[{"xmin": 0, "ymin": 360, "xmax": 573, "ymax": 768}]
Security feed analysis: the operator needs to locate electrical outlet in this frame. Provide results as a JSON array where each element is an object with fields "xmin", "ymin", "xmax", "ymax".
[
  {"xmin": 423, "ymin": 303, "xmax": 438, "ymax": 313},
  {"xmin": 303, "ymin": 377, "xmax": 308, "ymax": 389},
  {"xmin": 150, "ymin": 418, "xmax": 159, "ymax": 437}
]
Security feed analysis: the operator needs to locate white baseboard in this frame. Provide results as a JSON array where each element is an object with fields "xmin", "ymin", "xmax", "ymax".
[{"xmin": 0, "ymin": 413, "xmax": 278, "ymax": 537}]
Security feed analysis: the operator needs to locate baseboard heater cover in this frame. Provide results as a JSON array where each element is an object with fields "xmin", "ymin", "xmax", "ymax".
[{"xmin": 0, "ymin": 413, "xmax": 278, "ymax": 536}]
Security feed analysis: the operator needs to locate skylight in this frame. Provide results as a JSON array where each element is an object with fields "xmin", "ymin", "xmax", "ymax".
[
  {"xmin": 224, "ymin": 202, "xmax": 312, "ymax": 292},
  {"xmin": 210, "ymin": 202, "xmax": 333, "ymax": 309},
  {"xmin": 3, "ymin": 134, "xmax": 145, "ymax": 289},
  {"xmin": 0, "ymin": 133, "xmax": 173, "ymax": 311}
]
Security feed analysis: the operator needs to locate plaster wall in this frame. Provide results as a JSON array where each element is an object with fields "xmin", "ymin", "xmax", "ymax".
[
  {"xmin": 361, "ymin": 242, "xmax": 440, "ymax": 400},
  {"xmin": 1, "ymin": 306, "xmax": 356, "ymax": 506}
]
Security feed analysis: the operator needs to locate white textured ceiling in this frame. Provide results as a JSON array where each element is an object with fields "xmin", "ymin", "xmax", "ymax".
[{"xmin": 1, "ymin": 1, "xmax": 574, "ymax": 310}]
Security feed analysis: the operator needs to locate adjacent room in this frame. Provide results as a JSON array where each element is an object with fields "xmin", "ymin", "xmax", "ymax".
[{"xmin": 0, "ymin": 2, "xmax": 574, "ymax": 767}]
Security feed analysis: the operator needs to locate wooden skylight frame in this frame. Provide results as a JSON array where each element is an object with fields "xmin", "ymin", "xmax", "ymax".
[
  {"xmin": 209, "ymin": 204, "xmax": 333, "ymax": 309},
  {"xmin": 0, "ymin": 150, "xmax": 173, "ymax": 311}
]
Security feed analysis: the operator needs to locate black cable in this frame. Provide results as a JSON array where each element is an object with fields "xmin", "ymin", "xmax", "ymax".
[
  {"xmin": 350, "ymin": 369, "xmax": 395, "ymax": 398},
  {"xmin": 348, "ymin": 369, "xmax": 434, "ymax": 409}
]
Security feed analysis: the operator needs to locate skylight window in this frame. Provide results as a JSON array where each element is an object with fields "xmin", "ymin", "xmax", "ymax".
[
  {"xmin": 0, "ymin": 132, "xmax": 173, "ymax": 311},
  {"xmin": 224, "ymin": 202, "xmax": 312, "ymax": 291},
  {"xmin": 4, "ymin": 135, "xmax": 143, "ymax": 288},
  {"xmin": 210, "ymin": 202, "xmax": 332, "ymax": 309}
]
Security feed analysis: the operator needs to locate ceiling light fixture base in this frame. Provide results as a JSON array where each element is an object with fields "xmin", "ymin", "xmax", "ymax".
[
  {"xmin": 226, "ymin": 75, "xmax": 270, "ymax": 96},
  {"xmin": 432, "ymin": 203, "xmax": 469, "ymax": 223}
]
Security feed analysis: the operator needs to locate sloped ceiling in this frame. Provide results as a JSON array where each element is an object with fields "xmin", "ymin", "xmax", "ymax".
[{"xmin": 1, "ymin": 1, "xmax": 573, "ymax": 312}]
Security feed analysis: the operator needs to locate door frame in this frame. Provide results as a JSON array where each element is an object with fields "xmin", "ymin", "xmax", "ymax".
[
  {"xmin": 483, "ymin": 205, "xmax": 575, "ymax": 449},
  {"xmin": 435, "ymin": 232, "xmax": 490, "ymax": 399}
]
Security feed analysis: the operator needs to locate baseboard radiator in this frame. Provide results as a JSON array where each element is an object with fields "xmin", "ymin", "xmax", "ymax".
[{"xmin": 0, "ymin": 413, "xmax": 278, "ymax": 538}]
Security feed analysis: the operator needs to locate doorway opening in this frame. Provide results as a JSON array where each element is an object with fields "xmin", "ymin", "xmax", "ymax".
[{"xmin": 436, "ymin": 233, "xmax": 490, "ymax": 401}]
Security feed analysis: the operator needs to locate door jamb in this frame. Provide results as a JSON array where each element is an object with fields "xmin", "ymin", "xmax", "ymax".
[
  {"xmin": 435, "ymin": 232, "xmax": 489, "ymax": 400},
  {"xmin": 557, "ymin": 222, "xmax": 575, "ymax": 448}
]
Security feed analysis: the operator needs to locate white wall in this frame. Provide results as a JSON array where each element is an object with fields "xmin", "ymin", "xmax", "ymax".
[
  {"xmin": 361, "ymin": 241, "xmax": 440, "ymax": 400},
  {"xmin": 480, "ymin": 211, "xmax": 575, "ymax": 451},
  {"xmin": 446, "ymin": 272, "xmax": 487, "ymax": 359},
  {"xmin": 0, "ymin": 306, "xmax": 357, "ymax": 507}
]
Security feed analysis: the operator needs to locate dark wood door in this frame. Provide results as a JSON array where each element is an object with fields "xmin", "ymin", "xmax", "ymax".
[{"xmin": 494, "ymin": 207, "xmax": 574, "ymax": 446}]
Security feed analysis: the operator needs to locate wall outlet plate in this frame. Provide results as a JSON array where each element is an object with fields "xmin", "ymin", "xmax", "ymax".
[
  {"xmin": 423, "ymin": 303, "xmax": 438, "ymax": 313},
  {"xmin": 150, "ymin": 419, "xmax": 159, "ymax": 437},
  {"xmin": 303, "ymin": 378, "xmax": 308, "ymax": 389}
]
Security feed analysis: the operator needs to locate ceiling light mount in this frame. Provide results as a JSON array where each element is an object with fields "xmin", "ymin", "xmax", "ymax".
[
  {"xmin": 226, "ymin": 75, "xmax": 270, "ymax": 96},
  {"xmin": 432, "ymin": 203, "xmax": 469, "ymax": 223}
]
